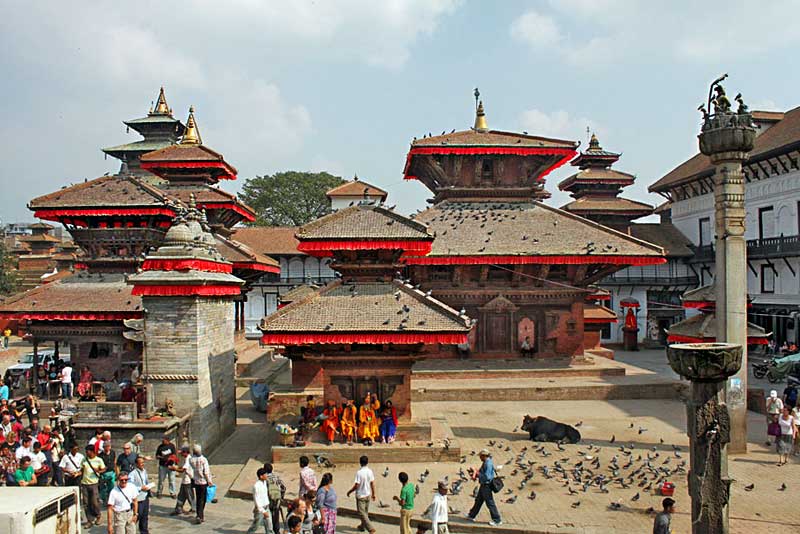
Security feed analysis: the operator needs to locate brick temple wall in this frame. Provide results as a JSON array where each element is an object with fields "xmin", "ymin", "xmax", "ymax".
[{"xmin": 143, "ymin": 296, "xmax": 236, "ymax": 453}]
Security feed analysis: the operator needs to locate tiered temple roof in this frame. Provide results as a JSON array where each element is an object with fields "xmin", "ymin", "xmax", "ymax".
[
  {"xmin": 260, "ymin": 204, "xmax": 471, "ymax": 345},
  {"xmin": 326, "ymin": 177, "xmax": 387, "ymax": 202},
  {"xmin": 409, "ymin": 200, "xmax": 665, "ymax": 265},
  {"xmin": 102, "ymin": 87, "xmax": 185, "ymax": 174},
  {"xmin": 559, "ymin": 134, "xmax": 653, "ymax": 224}
]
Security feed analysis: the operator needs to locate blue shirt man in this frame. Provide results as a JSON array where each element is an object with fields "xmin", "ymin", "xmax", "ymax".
[{"xmin": 466, "ymin": 449, "xmax": 502, "ymax": 526}]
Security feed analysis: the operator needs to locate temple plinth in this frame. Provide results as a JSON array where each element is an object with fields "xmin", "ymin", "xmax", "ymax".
[
  {"xmin": 667, "ymin": 342, "xmax": 742, "ymax": 534},
  {"xmin": 697, "ymin": 78, "xmax": 757, "ymax": 453}
]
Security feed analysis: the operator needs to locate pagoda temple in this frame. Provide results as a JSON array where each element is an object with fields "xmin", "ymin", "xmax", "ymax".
[
  {"xmin": 403, "ymin": 98, "xmax": 666, "ymax": 358},
  {"xmin": 0, "ymin": 89, "xmax": 278, "ymax": 448},
  {"xmin": 558, "ymin": 134, "xmax": 654, "ymax": 229},
  {"xmin": 259, "ymin": 204, "xmax": 471, "ymax": 418}
]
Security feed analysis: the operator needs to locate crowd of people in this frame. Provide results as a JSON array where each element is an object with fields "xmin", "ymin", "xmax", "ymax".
[
  {"xmin": 1, "ymin": 401, "xmax": 214, "ymax": 533},
  {"xmin": 302, "ymin": 393, "xmax": 398, "ymax": 446},
  {"xmin": 249, "ymin": 452, "xmax": 467, "ymax": 534}
]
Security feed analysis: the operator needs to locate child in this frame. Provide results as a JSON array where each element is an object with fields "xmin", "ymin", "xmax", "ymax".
[{"xmin": 393, "ymin": 471, "xmax": 415, "ymax": 534}]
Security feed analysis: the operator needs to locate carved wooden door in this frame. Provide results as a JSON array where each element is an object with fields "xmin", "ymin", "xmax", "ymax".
[{"xmin": 486, "ymin": 314, "xmax": 509, "ymax": 352}]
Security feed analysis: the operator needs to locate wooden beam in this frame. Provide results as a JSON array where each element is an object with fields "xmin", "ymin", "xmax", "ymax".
[
  {"xmin": 582, "ymin": 265, "xmax": 620, "ymax": 286},
  {"xmin": 747, "ymin": 261, "xmax": 757, "ymax": 276}
]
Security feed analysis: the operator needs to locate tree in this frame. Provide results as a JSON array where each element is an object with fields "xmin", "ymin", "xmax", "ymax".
[
  {"xmin": 0, "ymin": 239, "xmax": 18, "ymax": 296},
  {"xmin": 240, "ymin": 171, "xmax": 346, "ymax": 227}
]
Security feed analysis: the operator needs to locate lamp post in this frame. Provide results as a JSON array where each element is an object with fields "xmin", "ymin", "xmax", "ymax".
[
  {"xmin": 697, "ymin": 77, "xmax": 756, "ymax": 453},
  {"xmin": 667, "ymin": 342, "xmax": 742, "ymax": 534}
]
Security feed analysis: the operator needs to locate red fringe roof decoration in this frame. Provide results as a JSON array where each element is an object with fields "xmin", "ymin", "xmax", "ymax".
[
  {"xmin": 260, "ymin": 332, "xmax": 468, "ymax": 345},
  {"xmin": 141, "ymin": 258, "xmax": 233, "ymax": 274},
  {"xmin": 140, "ymin": 160, "xmax": 237, "ymax": 180},
  {"xmin": 196, "ymin": 202, "xmax": 256, "ymax": 222},
  {"xmin": 667, "ymin": 334, "xmax": 768, "ymax": 345},
  {"xmin": 404, "ymin": 147, "xmax": 577, "ymax": 182},
  {"xmin": 298, "ymin": 240, "xmax": 433, "ymax": 257},
  {"xmin": 5, "ymin": 312, "xmax": 143, "ymax": 321},
  {"xmin": 404, "ymin": 255, "xmax": 667, "ymax": 266},
  {"xmin": 131, "ymin": 285, "xmax": 241, "ymax": 296},
  {"xmin": 35, "ymin": 208, "xmax": 176, "ymax": 221},
  {"xmin": 232, "ymin": 262, "xmax": 281, "ymax": 274}
]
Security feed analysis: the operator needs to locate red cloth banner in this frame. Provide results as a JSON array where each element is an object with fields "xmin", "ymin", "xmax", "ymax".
[
  {"xmin": 0, "ymin": 312, "xmax": 142, "ymax": 321},
  {"xmin": 34, "ymin": 208, "xmax": 175, "ymax": 220},
  {"xmin": 259, "ymin": 332, "xmax": 468, "ymax": 345},
  {"xmin": 142, "ymin": 259, "xmax": 233, "ymax": 273},
  {"xmin": 404, "ymin": 254, "xmax": 666, "ymax": 266},
  {"xmin": 232, "ymin": 262, "xmax": 280, "ymax": 274},
  {"xmin": 197, "ymin": 202, "xmax": 256, "ymax": 222},
  {"xmin": 131, "ymin": 285, "xmax": 241, "ymax": 296},
  {"xmin": 403, "ymin": 147, "xmax": 576, "ymax": 181},
  {"xmin": 667, "ymin": 334, "xmax": 768, "ymax": 345},
  {"xmin": 682, "ymin": 301, "xmax": 715, "ymax": 309},
  {"xmin": 298, "ymin": 240, "xmax": 432, "ymax": 256}
]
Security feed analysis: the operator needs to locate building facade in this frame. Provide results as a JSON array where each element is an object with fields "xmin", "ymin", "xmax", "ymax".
[{"xmin": 650, "ymin": 108, "xmax": 800, "ymax": 345}]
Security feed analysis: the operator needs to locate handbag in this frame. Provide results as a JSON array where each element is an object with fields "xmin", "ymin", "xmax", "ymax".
[
  {"xmin": 206, "ymin": 484, "xmax": 217, "ymax": 502},
  {"xmin": 490, "ymin": 476, "xmax": 504, "ymax": 493},
  {"xmin": 767, "ymin": 422, "xmax": 780, "ymax": 436}
]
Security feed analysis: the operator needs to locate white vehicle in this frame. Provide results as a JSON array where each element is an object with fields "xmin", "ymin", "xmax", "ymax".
[
  {"xmin": 0, "ymin": 487, "xmax": 81, "ymax": 534},
  {"xmin": 6, "ymin": 350, "xmax": 70, "ymax": 379}
]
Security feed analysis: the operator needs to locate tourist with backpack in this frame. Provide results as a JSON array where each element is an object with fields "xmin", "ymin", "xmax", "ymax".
[{"xmin": 263, "ymin": 462, "xmax": 286, "ymax": 534}]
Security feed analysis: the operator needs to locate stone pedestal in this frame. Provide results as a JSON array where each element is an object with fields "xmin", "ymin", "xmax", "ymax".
[
  {"xmin": 623, "ymin": 327, "xmax": 639, "ymax": 351},
  {"xmin": 699, "ymin": 108, "xmax": 755, "ymax": 454},
  {"xmin": 667, "ymin": 342, "xmax": 742, "ymax": 534}
]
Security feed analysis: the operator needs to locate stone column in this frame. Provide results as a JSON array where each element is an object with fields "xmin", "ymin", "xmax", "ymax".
[
  {"xmin": 667, "ymin": 342, "xmax": 743, "ymax": 534},
  {"xmin": 698, "ymin": 95, "xmax": 755, "ymax": 454}
]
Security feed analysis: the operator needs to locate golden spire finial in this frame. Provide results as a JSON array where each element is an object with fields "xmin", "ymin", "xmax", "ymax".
[
  {"xmin": 588, "ymin": 133, "xmax": 601, "ymax": 150},
  {"xmin": 180, "ymin": 106, "xmax": 202, "ymax": 145},
  {"xmin": 152, "ymin": 87, "xmax": 171, "ymax": 116},
  {"xmin": 474, "ymin": 100, "xmax": 488, "ymax": 132}
]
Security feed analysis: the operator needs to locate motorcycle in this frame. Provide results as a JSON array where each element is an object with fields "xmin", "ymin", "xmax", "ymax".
[{"xmin": 752, "ymin": 352, "xmax": 800, "ymax": 383}]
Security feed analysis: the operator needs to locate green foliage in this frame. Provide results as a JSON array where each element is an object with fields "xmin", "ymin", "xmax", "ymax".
[
  {"xmin": 240, "ymin": 171, "xmax": 346, "ymax": 227},
  {"xmin": 0, "ymin": 239, "xmax": 18, "ymax": 296}
]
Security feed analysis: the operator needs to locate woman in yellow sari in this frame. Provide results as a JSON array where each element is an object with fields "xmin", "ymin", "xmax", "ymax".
[
  {"xmin": 358, "ymin": 392, "xmax": 378, "ymax": 445},
  {"xmin": 368, "ymin": 393, "xmax": 381, "ymax": 441}
]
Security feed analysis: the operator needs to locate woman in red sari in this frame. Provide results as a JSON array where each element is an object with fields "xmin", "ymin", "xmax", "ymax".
[
  {"xmin": 320, "ymin": 400, "xmax": 340, "ymax": 445},
  {"xmin": 76, "ymin": 366, "xmax": 93, "ymax": 398}
]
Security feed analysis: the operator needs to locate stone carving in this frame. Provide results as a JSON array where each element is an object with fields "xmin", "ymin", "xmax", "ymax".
[{"xmin": 667, "ymin": 342, "xmax": 743, "ymax": 534}]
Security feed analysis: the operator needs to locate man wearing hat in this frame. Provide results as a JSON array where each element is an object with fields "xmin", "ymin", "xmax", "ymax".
[
  {"xmin": 766, "ymin": 390, "xmax": 784, "ymax": 446},
  {"xmin": 427, "ymin": 480, "xmax": 450, "ymax": 534},
  {"xmin": 465, "ymin": 449, "xmax": 501, "ymax": 526},
  {"xmin": 170, "ymin": 446, "xmax": 196, "ymax": 516}
]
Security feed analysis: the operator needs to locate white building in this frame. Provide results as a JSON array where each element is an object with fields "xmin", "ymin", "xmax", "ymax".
[
  {"xmin": 649, "ymin": 108, "xmax": 800, "ymax": 345},
  {"xmin": 325, "ymin": 177, "xmax": 387, "ymax": 211}
]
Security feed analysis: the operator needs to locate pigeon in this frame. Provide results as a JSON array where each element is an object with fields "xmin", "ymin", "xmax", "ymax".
[
  {"xmin": 610, "ymin": 435, "xmax": 616, "ymax": 444},
  {"xmin": 609, "ymin": 501, "xmax": 622, "ymax": 510},
  {"xmin": 744, "ymin": 483, "xmax": 755, "ymax": 491},
  {"xmin": 779, "ymin": 483, "xmax": 787, "ymax": 491},
  {"xmin": 629, "ymin": 423, "xmax": 634, "ymax": 429},
  {"xmin": 505, "ymin": 496, "xmax": 517, "ymax": 504},
  {"xmin": 378, "ymin": 501, "xmax": 389, "ymax": 509},
  {"xmin": 415, "ymin": 484, "xmax": 420, "ymax": 495},
  {"xmin": 571, "ymin": 501, "xmax": 581, "ymax": 508},
  {"xmin": 528, "ymin": 491, "xmax": 537, "ymax": 500},
  {"xmin": 631, "ymin": 492, "xmax": 640, "ymax": 501},
  {"xmin": 383, "ymin": 467, "xmax": 389, "ymax": 477},
  {"xmin": 639, "ymin": 427, "xmax": 648, "ymax": 435},
  {"xmin": 575, "ymin": 421, "xmax": 583, "ymax": 427}
]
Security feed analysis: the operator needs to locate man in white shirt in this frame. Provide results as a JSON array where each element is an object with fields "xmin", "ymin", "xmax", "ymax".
[
  {"xmin": 59, "ymin": 443, "xmax": 84, "ymax": 486},
  {"xmin": 15, "ymin": 435, "xmax": 34, "ymax": 461},
  {"xmin": 247, "ymin": 467, "xmax": 272, "ymax": 534},
  {"xmin": 107, "ymin": 472, "xmax": 139, "ymax": 534},
  {"xmin": 30, "ymin": 441, "xmax": 49, "ymax": 485},
  {"xmin": 428, "ymin": 480, "xmax": 450, "ymax": 534},
  {"xmin": 61, "ymin": 365, "xmax": 73, "ymax": 399},
  {"xmin": 170, "ymin": 446, "xmax": 195, "ymax": 516},
  {"xmin": 347, "ymin": 455, "xmax": 376, "ymax": 534}
]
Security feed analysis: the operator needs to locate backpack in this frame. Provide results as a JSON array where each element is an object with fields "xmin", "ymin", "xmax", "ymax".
[{"xmin": 267, "ymin": 478, "xmax": 282, "ymax": 509}]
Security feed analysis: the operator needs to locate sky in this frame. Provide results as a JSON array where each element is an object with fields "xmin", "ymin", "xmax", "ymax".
[{"xmin": 2, "ymin": 0, "xmax": 799, "ymax": 224}]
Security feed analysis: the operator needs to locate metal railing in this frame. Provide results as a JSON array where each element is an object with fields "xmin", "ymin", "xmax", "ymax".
[{"xmin": 746, "ymin": 234, "xmax": 800, "ymax": 259}]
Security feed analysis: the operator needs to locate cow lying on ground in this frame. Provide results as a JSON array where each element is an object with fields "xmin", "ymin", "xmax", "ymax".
[{"xmin": 521, "ymin": 415, "xmax": 581, "ymax": 444}]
